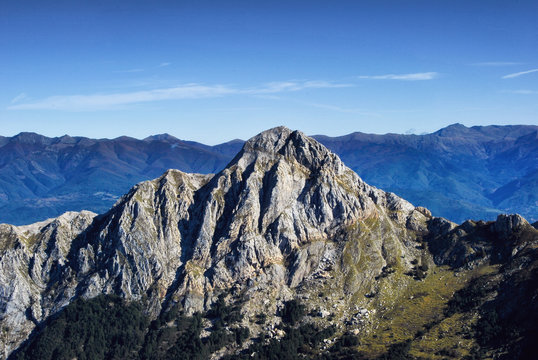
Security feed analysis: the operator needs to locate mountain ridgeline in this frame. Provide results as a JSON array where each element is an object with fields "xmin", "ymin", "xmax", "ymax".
[
  {"xmin": 0, "ymin": 123, "xmax": 536, "ymax": 225},
  {"xmin": 0, "ymin": 127, "xmax": 537, "ymax": 359},
  {"xmin": 0, "ymin": 132, "xmax": 243, "ymax": 225}
]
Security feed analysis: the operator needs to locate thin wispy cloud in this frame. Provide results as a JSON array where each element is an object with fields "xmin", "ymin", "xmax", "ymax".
[
  {"xmin": 502, "ymin": 68, "xmax": 538, "ymax": 79},
  {"xmin": 8, "ymin": 80, "xmax": 351, "ymax": 111},
  {"xmin": 254, "ymin": 94, "xmax": 281, "ymax": 99},
  {"xmin": 501, "ymin": 89, "xmax": 538, "ymax": 95},
  {"xmin": 299, "ymin": 101, "xmax": 381, "ymax": 117},
  {"xmin": 8, "ymin": 84, "xmax": 236, "ymax": 111},
  {"xmin": 358, "ymin": 72, "xmax": 438, "ymax": 81},
  {"xmin": 471, "ymin": 62, "xmax": 522, "ymax": 66},
  {"xmin": 114, "ymin": 68, "xmax": 144, "ymax": 73},
  {"xmin": 158, "ymin": 62, "xmax": 171, "ymax": 67},
  {"xmin": 250, "ymin": 80, "xmax": 352, "ymax": 94},
  {"xmin": 10, "ymin": 93, "xmax": 27, "ymax": 104}
]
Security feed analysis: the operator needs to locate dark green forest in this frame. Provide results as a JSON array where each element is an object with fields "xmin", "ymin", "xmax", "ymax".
[
  {"xmin": 13, "ymin": 295, "xmax": 147, "ymax": 360},
  {"xmin": 11, "ymin": 284, "xmax": 537, "ymax": 360},
  {"xmin": 11, "ymin": 295, "xmax": 363, "ymax": 360}
]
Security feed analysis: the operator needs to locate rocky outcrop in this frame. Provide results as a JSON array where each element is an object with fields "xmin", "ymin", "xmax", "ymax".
[
  {"xmin": 492, "ymin": 214, "xmax": 529, "ymax": 238},
  {"xmin": 425, "ymin": 213, "xmax": 537, "ymax": 268},
  {"xmin": 1, "ymin": 127, "xmax": 536, "ymax": 359},
  {"xmin": 0, "ymin": 211, "xmax": 96, "ymax": 358}
]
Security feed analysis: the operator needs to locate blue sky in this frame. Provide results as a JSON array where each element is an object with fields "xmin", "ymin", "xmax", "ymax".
[{"xmin": 1, "ymin": 0, "xmax": 537, "ymax": 144}]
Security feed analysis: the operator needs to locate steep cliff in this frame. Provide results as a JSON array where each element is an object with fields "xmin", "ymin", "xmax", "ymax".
[{"xmin": 1, "ymin": 127, "xmax": 537, "ymax": 359}]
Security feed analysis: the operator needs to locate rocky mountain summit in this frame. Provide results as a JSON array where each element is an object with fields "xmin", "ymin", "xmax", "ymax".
[{"xmin": 1, "ymin": 127, "xmax": 537, "ymax": 359}]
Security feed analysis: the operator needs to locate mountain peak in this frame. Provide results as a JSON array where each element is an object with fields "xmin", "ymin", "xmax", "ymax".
[
  {"xmin": 12, "ymin": 132, "xmax": 50, "ymax": 145},
  {"xmin": 143, "ymin": 133, "xmax": 179, "ymax": 142},
  {"xmin": 242, "ymin": 126, "xmax": 293, "ymax": 153},
  {"xmin": 239, "ymin": 126, "xmax": 342, "ymax": 173},
  {"xmin": 434, "ymin": 123, "xmax": 471, "ymax": 137}
]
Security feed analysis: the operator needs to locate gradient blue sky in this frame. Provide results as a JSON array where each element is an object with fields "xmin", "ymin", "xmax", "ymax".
[{"xmin": 1, "ymin": 0, "xmax": 537, "ymax": 144}]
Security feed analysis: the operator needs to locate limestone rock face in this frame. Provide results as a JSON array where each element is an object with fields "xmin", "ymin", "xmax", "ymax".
[
  {"xmin": 492, "ymin": 214, "xmax": 529, "ymax": 238},
  {"xmin": 0, "ymin": 211, "xmax": 96, "ymax": 358},
  {"xmin": 1, "ymin": 127, "xmax": 535, "ymax": 358}
]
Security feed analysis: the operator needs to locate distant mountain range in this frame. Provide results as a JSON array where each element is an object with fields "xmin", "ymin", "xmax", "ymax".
[
  {"xmin": 0, "ymin": 133, "xmax": 243, "ymax": 225},
  {"xmin": 0, "ymin": 123, "xmax": 536, "ymax": 225},
  {"xmin": 313, "ymin": 124, "xmax": 538, "ymax": 224}
]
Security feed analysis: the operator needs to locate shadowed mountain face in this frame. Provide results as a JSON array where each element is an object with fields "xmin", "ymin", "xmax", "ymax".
[
  {"xmin": 0, "ymin": 128, "xmax": 537, "ymax": 359},
  {"xmin": 0, "ymin": 123, "xmax": 536, "ymax": 225}
]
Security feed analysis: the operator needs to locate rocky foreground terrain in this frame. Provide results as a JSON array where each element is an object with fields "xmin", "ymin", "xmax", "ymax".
[{"xmin": 0, "ymin": 127, "xmax": 537, "ymax": 359}]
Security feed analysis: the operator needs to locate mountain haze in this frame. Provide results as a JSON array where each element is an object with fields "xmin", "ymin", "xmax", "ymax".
[
  {"xmin": 1, "ymin": 127, "xmax": 536, "ymax": 359},
  {"xmin": 0, "ymin": 124, "xmax": 536, "ymax": 226},
  {"xmin": 313, "ymin": 124, "xmax": 538, "ymax": 223},
  {"xmin": 0, "ymin": 133, "xmax": 242, "ymax": 224}
]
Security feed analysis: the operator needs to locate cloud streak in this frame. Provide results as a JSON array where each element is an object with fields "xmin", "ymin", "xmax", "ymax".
[
  {"xmin": 294, "ymin": 100, "xmax": 381, "ymax": 117},
  {"xmin": 8, "ymin": 80, "xmax": 351, "ymax": 111},
  {"xmin": 10, "ymin": 93, "xmax": 27, "ymax": 104},
  {"xmin": 8, "ymin": 85, "xmax": 236, "ymax": 111},
  {"xmin": 501, "ymin": 89, "xmax": 538, "ymax": 95},
  {"xmin": 471, "ymin": 62, "xmax": 522, "ymax": 66},
  {"xmin": 502, "ymin": 68, "xmax": 538, "ymax": 79},
  {"xmin": 358, "ymin": 72, "xmax": 438, "ymax": 81},
  {"xmin": 113, "ymin": 68, "xmax": 144, "ymax": 73},
  {"xmin": 248, "ymin": 80, "xmax": 352, "ymax": 94}
]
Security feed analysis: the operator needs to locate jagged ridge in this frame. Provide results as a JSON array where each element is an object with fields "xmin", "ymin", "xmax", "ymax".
[{"xmin": 0, "ymin": 127, "xmax": 536, "ymax": 359}]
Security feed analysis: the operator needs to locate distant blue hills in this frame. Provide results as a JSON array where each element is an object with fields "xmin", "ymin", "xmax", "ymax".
[{"xmin": 0, "ymin": 123, "xmax": 536, "ymax": 225}]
